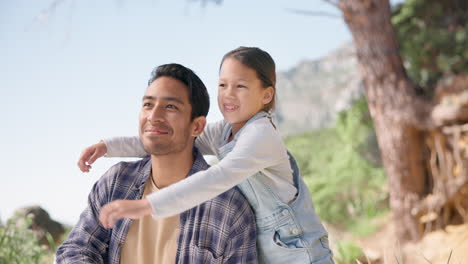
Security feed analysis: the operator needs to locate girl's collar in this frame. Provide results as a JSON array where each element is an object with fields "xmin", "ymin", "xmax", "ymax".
[{"xmin": 224, "ymin": 111, "xmax": 272, "ymax": 142}]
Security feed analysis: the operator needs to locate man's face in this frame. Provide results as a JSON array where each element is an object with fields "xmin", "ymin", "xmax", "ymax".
[{"xmin": 139, "ymin": 76, "xmax": 194, "ymax": 156}]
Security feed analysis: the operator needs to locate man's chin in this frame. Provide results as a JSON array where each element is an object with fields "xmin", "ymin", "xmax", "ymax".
[
  {"xmin": 143, "ymin": 144, "xmax": 171, "ymax": 156},
  {"xmin": 143, "ymin": 140, "xmax": 183, "ymax": 155},
  {"xmin": 141, "ymin": 135, "xmax": 191, "ymax": 156}
]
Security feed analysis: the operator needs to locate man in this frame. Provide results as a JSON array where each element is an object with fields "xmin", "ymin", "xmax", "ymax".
[{"xmin": 56, "ymin": 64, "xmax": 257, "ymax": 264}]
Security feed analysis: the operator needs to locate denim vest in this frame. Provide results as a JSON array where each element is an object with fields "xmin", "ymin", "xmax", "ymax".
[{"xmin": 218, "ymin": 112, "xmax": 334, "ymax": 264}]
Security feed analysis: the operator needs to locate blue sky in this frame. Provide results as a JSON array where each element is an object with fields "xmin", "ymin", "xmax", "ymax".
[{"xmin": 0, "ymin": 0, "xmax": 362, "ymax": 225}]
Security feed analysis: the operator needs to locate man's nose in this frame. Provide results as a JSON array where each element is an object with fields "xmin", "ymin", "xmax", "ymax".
[{"xmin": 147, "ymin": 105, "xmax": 165, "ymax": 123}]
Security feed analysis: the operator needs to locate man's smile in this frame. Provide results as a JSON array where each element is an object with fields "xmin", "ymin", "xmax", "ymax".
[{"xmin": 144, "ymin": 127, "xmax": 170, "ymax": 136}]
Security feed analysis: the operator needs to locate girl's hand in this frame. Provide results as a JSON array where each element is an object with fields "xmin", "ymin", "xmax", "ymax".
[
  {"xmin": 99, "ymin": 199, "xmax": 152, "ymax": 229},
  {"xmin": 77, "ymin": 141, "xmax": 107, "ymax": 172}
]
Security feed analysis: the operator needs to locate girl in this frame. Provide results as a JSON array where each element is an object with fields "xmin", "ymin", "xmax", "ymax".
[{"xmin": 79, "ymin": 47, "xmax": 334, "ymax": 264}]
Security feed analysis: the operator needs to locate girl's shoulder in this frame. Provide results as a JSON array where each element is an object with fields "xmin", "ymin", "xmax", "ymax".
[
  {"xmin": 244, "ymin": 116, "xmax": 277, "ymax": 132},
  {"xmin": 240, "ymin": 117, "xmax": 282, "ymax": 143}
]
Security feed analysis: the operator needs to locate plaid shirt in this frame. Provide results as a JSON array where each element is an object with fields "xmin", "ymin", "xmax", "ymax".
[{"xmin": 56, "ymin": 149, "xmax": 257, "ymax": 264}]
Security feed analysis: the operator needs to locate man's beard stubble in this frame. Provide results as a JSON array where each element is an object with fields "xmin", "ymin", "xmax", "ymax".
[{"xmin": 141, "ymin": 129, "xmax": 191, "ymax": 156}]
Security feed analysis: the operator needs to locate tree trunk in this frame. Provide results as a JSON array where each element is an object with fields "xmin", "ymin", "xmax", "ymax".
[{"xmin": 338, "ymin": 0, "xmax": 434, "ymax": 241}]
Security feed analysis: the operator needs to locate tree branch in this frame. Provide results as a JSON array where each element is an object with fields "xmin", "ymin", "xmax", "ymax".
[
  {"xmin": 284, "ymin": 8, "xmax": 341, "ymax": 19},
  {"xmin": 324, "ymin": 0, "xmax": 340, "ymax": 8},
  {"xmin": 26, "ymin": 0, "xmax": 70, "ymax": 30},
  {"xmin": 188, "ymin": 0, "xmax": 223, "ymax": 7}
]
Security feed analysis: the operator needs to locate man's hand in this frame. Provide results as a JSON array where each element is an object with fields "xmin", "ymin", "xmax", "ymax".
[
  {"xmin": 78, "ymin": 141, "xmax": 107, "ymax": 172},
  {"xmin": 99, "ymin": 199, "xmax": 153, "ymax": 228}
]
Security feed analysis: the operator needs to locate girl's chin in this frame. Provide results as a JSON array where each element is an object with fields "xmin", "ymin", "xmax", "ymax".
[{"xmin": 223, "ymin": 116, "xmax": 240, "ymax": 124}]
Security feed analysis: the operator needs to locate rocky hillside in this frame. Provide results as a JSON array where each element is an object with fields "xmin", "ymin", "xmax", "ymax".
[{"xmin": 275, "ymin": 43, "xmax": 364, "ymax": 136}]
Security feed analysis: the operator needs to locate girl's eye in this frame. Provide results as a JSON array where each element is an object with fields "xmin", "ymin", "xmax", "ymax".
[{"xmin": 218, "ymin": 83, "xmax": 226, "ymax": 88}]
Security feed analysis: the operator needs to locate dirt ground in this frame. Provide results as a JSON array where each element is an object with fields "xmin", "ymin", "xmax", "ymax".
[{"xmin": 327, "ymin": 215, "xmax": 468, "ymax": 264}]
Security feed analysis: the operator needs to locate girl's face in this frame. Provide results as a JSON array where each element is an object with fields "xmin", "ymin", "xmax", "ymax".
[{"xmin": 218, "ymin": 57, "xmax": 273, "ymax": 134}]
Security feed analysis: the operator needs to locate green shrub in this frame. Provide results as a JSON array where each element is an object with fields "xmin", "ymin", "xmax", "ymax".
[
  {"xmin": 285, "ymin": 98, "xmax": 388, "ymax": 234},
  {"xmin": 0, "ymin": 215, "xmax": 54, "ymax": 264}
]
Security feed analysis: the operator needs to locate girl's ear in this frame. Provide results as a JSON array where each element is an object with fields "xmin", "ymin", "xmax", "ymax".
[
  {"xmin": 191, "ymin": 116, "xmax": 206, "ymax": 137},
  {"xmin": 262, "ymin": 86, "xmax": 274, "ymax": 105}
]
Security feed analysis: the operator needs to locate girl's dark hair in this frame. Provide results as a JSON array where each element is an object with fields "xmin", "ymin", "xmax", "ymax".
[
  {"xmin": 220, "ymin": 47, "xmax": 276, "ymax": 112},
  {"xmin": 148, "ymin": 63, "xmax": 210, "ymax": 120}
]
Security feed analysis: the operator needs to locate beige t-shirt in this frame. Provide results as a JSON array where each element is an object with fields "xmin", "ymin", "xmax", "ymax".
[{"xmin": 120, "ymin": 177, "xmax": 180, "ymax": 264}]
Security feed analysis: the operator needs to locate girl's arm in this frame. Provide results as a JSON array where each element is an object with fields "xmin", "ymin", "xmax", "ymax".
[
  {"xmin": 104, "ymin": 120, "xmax": 225, "ymax": 157},
  {"xmin": 77, "ymin": 120, "xmax": 225, "ymax": 172},
  {"xmin": 147, "ymin": 120, "xmax": 286, "ymax": 219},
  {"xmin": 77, "ymin": 137, "xmax": 147, "ymax": 172},
  {"xmin": 104, "ymin": 136, "xmax": 147, "ymax": 157}
]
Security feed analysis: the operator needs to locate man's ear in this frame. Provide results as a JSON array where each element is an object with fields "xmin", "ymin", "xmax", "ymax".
[
  {"xmin": 262, "ymin": 86, "xmax": 274, "ymax": 105},
  {"xmin": 191, "ymin": 116, "xmax": 207, "ymax": 137}
]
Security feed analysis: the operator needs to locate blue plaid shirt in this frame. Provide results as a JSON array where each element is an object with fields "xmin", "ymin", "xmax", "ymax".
[{"xmin": 56, "ymin": 149, "xmax": 257, "ymax": 263}]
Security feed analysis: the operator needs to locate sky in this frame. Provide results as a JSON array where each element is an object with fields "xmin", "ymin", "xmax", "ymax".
[{"xmin": 0, "ymin": 0, "xmax": 361, "ymax": 225}]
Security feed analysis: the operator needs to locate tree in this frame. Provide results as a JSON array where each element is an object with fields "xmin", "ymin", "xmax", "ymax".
[
  {"xmin": 334, "ymin": 0, "xmax": 429, "ymax": 242},
  {"xmin": 334, "ymin": 0, "xmax": 467, "ymax": 241}
]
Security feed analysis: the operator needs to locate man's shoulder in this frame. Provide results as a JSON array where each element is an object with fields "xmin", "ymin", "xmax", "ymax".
[
  {"xmin": 112, "ymin": 156, "xmax": 150, "ymax": 171},
  {"xmin": 99, "ymin": 156, "xmax": 151, "ymax": 183}
]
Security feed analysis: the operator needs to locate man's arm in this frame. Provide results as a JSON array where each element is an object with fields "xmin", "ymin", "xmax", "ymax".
[{"xmin": 55, "ymin": 165, "xmax": 118, "ymax": 264}]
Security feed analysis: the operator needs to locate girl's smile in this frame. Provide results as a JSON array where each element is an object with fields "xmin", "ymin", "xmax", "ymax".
[{"xmin": 223, "ymin": 104, "xmax": 239, "ymax": 112}]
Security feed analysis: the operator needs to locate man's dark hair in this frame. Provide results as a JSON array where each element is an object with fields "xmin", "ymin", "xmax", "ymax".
[{"xmin": 148, "ymin": 63, "xmax": 210, "ymax": 120}]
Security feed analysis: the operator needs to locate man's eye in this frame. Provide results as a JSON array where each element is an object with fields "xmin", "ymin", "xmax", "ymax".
[
  {"xmin": 166, "ymin": 104, "xmax": 178, "ymax": 110},
  {"xmin": 143, "ymin": 102, "xmax": 152, "ymax": 107},
  {"xmin": 237, "ymin": 84, "xmax": 247, "ymax": 88}
]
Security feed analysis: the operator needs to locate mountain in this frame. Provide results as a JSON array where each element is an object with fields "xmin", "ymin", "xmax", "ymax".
[{"xmin": 275, "ymin": 43, "xmax": 364, "ymax": 136}]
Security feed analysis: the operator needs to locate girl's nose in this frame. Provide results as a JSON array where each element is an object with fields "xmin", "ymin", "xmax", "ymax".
[{"xmin": 225, "ymin": 85, "xmax": 236, "ymax": 98}]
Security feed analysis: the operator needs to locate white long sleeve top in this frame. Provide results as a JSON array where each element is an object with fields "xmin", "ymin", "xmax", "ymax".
[{"xmin": 104, "ymin": 117, "xmax": 297, "ymax": 219}]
